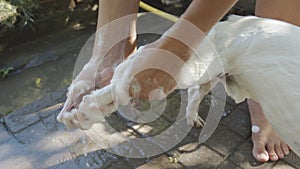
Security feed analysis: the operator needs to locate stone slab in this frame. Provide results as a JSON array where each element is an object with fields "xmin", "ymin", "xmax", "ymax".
[
  {"xmin": 5, "ymin": 113, "xmax": 40, "ymax": 133},
  {"xmin": 217, "ymin": 160, "xmax": 243, "ymax": 169},
  {"xmin": 74, "ymin": 150, "xmax": 119, "ymax": 169},
  {"xmin": 0, "ymin": 138, "xmax": 34, "ymax": 169},
  {"xmin": 104, "ymin": 159, "xmax": 135, "ymax": 169},
  {"xmin": 205, "ymin": 125, "xmax": 244, "ymax": 157},
  {"xmin": 0, "ymin": 124, "xmax": 10, "ymax": 144},
  {"xmin": 273, "ymin": 161, "xmax": 296, "ymax": 169},
  {"xmin": 55, "ymin": 160, "xmax": 81, "ymax": 169},
  {"xmin": 283, "ymin": 151, "xmax": 300, "ymax": 168},
  {"xmin": 14, "ymin": 121, "xmax": 48, "ymax": 144},
  {"xmin": 136, "ymin": 155, "xmax": 183, "ymax": 169},
  {"xmin": 229, "ymin": 140, "xmax": 275, "ymax": 169},
  {"xmin": 38, "ymin": 103, "xmax": 63, "ymax": 119},
  {"xmin": 4, "ymin": 87, "xmax": 67, "ymax": 133},
  {"xmin": 177, "ymin": 145, "xmax": 224, "ymax": 169},
  {"xmin": 221, "ymin": 108, "xmax": 251, "ymax": 139},
  {"xmin": 25, "ymin": 133, "xmax": 73, "ymax": 169}
]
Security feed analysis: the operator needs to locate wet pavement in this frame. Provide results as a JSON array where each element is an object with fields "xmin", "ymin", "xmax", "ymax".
[{"xmin": 0, "ymin": 10, "xmax": 299, "ymax": 169}]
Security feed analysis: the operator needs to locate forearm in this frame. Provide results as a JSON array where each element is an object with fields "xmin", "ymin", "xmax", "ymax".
[
  {"xmin": 90, "ymin": 0, "xmax": 140, "ymax": 62},
  {"xmin": 157, "ymin": 0, "xmax": 238, "ymax": 61},
  {"xmin": 181, "ymin": 0, "xmax": 237, "ymax": 33}
]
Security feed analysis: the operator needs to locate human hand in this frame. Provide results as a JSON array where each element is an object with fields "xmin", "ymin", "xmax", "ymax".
[
  {"xmin": 56, "ymin": 39, "xmax": 133, "ymax": 127},
  {"xmin": 58, "ymin": 36, "xmax": 192, "ymax": 129},
  {"xmin": 56, "ymin": 61, "xmax": 114, "ymax": 126},
  {"xmin": 58, "ymin": 85, "xmax": 116, "ymax": 129},
  {"xmin": 111, "ymin": 44, "xmax": 186, "ymax": 106},
  {"xmin": 61, "ymin": 44, "xmax": 182, "ymax": 129}
]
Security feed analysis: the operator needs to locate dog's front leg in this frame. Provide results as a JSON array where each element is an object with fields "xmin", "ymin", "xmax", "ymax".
[
  {"xmin": 65, "ymin": 85, "xmax": 116, "ymax": 129},
  {"xmin": 186, "ymin": 78, "xmax": 221, "ymax": 127}
]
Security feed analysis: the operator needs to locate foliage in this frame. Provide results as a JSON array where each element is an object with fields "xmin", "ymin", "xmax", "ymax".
[
  {"xmin": 0, "ymin": 0, "xmax": 39, "ymax": 31},
  {"xmin": 0, "ymin": 109, "xmax": 12, "ymax": 118},
  {"xmin": 0, "ymin": 67, "xmax": 14, "ymax": 78}
]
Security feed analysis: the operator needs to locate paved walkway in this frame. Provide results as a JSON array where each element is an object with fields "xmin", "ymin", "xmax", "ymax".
[
  {"xmin": 0, "ymin": 13, "xmax": 299, "ymax": 169},
  {"xmin": 1, "ymin": 89, "xmax": 299, "ymax": 169}
]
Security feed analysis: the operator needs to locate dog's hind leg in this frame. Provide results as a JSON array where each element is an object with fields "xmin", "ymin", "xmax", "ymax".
[{"xmin": 186, "ymin": 78, "xmax": 221, "ymax": 127}]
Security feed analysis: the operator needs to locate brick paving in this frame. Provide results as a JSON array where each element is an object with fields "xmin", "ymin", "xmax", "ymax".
[
  {"xmin": 0, "ymin": 11, "xmax": 299, "ymax": 169},
  {"xmin": 0, "ymin": 90, "xmax": 299, "ymax": 169}
]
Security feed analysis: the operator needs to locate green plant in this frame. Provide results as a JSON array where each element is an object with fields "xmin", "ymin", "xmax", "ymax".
[
  {"xmin": 0, "ymin": 0, "xmax": 39, "ymax": 31},
  {"xmin": 0, "ymin": 109, "xmax": 12, "ymax": 118},
  {"xmin": 0, "ymin": 67, "xmax": 14, "ymax": 78},
  {"xmin": 0, "ymin": 0, "xmax": 17, "ymax": 28}
]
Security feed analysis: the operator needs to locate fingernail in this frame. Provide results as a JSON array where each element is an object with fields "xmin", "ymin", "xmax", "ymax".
[{"xmin": 56, "ymin": 114, "xmax": 63, "ymax": 122}]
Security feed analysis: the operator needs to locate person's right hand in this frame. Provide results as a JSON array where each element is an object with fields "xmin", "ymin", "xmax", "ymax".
[
  {"xmin": 56, "ymin": 38, "xmax": 135, "ymax": 128},
  {"xmin": 56, "ymin": 63, "xmax": 97, "ymax": 125}
]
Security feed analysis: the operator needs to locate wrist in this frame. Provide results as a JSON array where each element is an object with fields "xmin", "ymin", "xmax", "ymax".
[
  {"xmin": 146, "ymin": 36, "xmax": 193, "ymax": 62},
  {"xmin": 90, "ymin": 37, "xmax": 136, "ymax": 63},
  {"xmin": 157, "ymin": 18, "xmax": 207, "ymax": 61}
]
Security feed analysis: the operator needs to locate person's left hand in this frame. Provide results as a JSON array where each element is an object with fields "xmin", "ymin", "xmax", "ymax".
[{"xmin": 110, "ymin": 44, "xmax": 186, "ymax": 106}]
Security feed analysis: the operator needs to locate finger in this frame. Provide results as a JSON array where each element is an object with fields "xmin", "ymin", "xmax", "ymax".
[
  {"xmin": 61, "ymin": 81, "xmax": 90, "ymax": 114},
  {"xmin": 61, "ymin": 111, "xmax": 78, "ymax": 128},
  {"xmin": 101, "ymin": 103, "xmax": 117, "ymax": 117},
  {"xmin": 77, "ymin": 102, "xmax": 115, "ymax": 129},
  {"xmin": 57, "ymin": 98, "xmax": 73, "ymax": 122},
  {"xmin": 60, "ymin": 80, "xmax": 94, "ymax": 117},
  {"xmin": 112, "ymin": 62, "xmax": 131, "ymax": 106},
  {"xmin": 91, "ymin": 85, "xmax": 114, "ymax": 105},
  {"xmin": 113, "ymin": 76, "xmax": 130, "ymax": 106},
  {"xmin": 69, "ymin": 81, "xmax": 94, "ymax": 106},
  {"xmin": 74, "ymin": 87, "xmax": 95, "ymax": 108}
]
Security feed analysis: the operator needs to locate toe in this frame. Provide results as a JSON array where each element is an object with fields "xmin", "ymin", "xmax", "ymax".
[
  {"xmin": 274, "ymin": 142, "xmax": 284, "ymax": 159},
  {"xmin": 281, "ymin": 142, "xmax": 290, "ymax": 156},
  {"xmin": 252, "ymin": 141, "xmax": 269, "ymax": 162},
  {"xmin": 266, "ymin": 143, "xmax": 278, "ymax": 161}
]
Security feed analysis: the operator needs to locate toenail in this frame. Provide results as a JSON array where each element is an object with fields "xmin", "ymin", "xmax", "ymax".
[
  {"xmin": 258, "ymin": 153, "xmax": 268, "ymax": 159},
  {"xmin": 270, "ymin": 155, "xmax": 277, "ymax": 159},
  {"xmin": 252, "ymin": 125, "xmax": 260, "ymax": 133},
  {"xmin": 257, "ymin": 154, "xmax": 269, "ymax": 162},
  {"xmin": 284, "ymin": 149, "xmax": 289, "ymax": 155}
]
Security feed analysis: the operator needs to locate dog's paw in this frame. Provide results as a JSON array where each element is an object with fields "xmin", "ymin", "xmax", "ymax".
[
  {"xmin": 68, "ymin": 80, "xmax": 93, "ymax": 99},
  {"xmin": 193, "ymin": 115, "xmax": 205, "ymax": 128},
  {"xmin": 57, "ymin": 80, "xmax": 94, "ymax": 123},
  {"xmin": 75, "ymin": 85, "xmax": 117, "ymax": 129},
  {"xmin": 186, "ymin": 112, "xmax": 205, "ymax": 128},
  {"xmin": 58, "ymin": 85, "xmax": 117, "ymax": 130},
  {"xmin": 58, "ymin": 109, "xmax": 81, "ymax": 129}
]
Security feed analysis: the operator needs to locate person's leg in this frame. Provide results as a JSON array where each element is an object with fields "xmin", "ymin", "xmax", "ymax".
[
  {"xmin": 250, "ymin": 0, "xmax": 300, "ymax": 162},
  {"xmin": 256, "ymin": 0, "xmax": 300, "ymax": 26},
  {"xmin": 248, "ymin": 99, "xmax": 290, "ymax": 162}
]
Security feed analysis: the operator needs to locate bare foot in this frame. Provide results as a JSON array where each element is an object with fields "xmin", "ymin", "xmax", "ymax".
[{"xmin": 248, "ymin": 99, "xmax": 290, "ymax": 162}]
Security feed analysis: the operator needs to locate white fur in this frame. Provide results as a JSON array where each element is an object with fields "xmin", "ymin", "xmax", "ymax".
[
  {"xmin": 184, "ymin": 15, "xmax": 300, "ymax": 156},
  {"xmin": 58, "ymin": 15, "xmax": 300, "ymax": 156}
]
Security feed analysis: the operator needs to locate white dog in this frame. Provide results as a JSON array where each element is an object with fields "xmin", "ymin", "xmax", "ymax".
[{"xmin": 58, "ymin": 15, "xmax": 300, "ymax": 156}]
